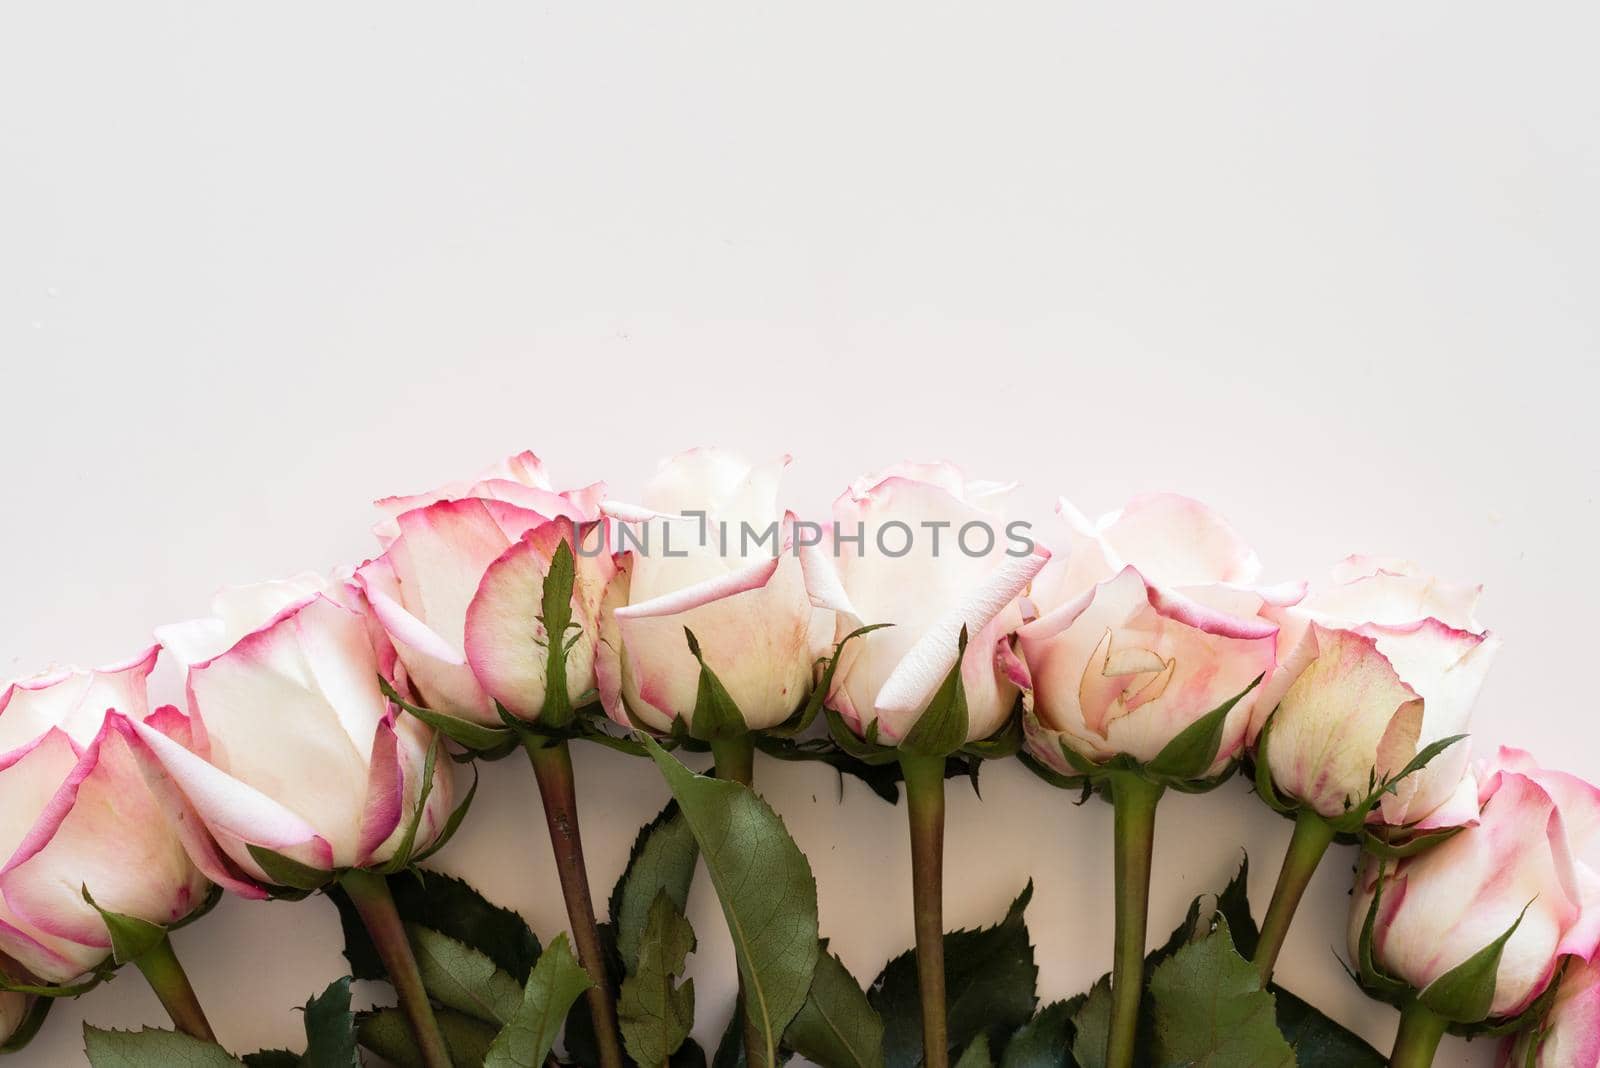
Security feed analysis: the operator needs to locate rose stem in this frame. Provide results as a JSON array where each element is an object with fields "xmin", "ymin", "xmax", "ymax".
[
  {"xmin": 1253, "ymin": 809, "xmax": 1338, "ymax": 983},
  {"xmin": 526, "ymin": 738, "xmax": 626, "ymax": 1068},
  {"xmin": 709, "ymin": 732, "xmax": 770, "ymax": 1068},
  {"xmin": 338, "ymin": 868, "xmax": 452, "ymax": 1068},
  {"xmin": 900, "ymin": 753, "xmax": 950, "ymax": 1068},
  {"xmin": 1106, "ymin": 770, "xmax": 1164, "ymax": 1068},
  {"xmin": 132, "ymin": 933, "xmax": 215, "ymax": 1042},
  {"xmin": 1388, "ymin": 1000, "xmax": 1448, "ymax": 1068}
]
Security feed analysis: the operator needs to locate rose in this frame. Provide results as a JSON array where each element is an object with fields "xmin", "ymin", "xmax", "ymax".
[
  {"xmin": 358, "ymin": 452, "xmax": 606, "ymax": 726},
  {"xmin": 0, "ymin": 649, "xmax": 211, "ymax": 983},
  {"xmin": 1350, "ymin": 748, "xmax": 1600, "ymax": 1023},
  {"xmin": 801, "ymin": 462, "xmax": 1050, "ymax": 745},
  {"xmin": 1255, "ymin": 557, "xmax": 1498, "ymax": 829},
  {"xmin": 596, "ymin": 449, "xmax": 815, "ymax": 734},
  {"xmin": 1018, "ymin": 495, "xmax": 1285, "ymax": 777},
  {"xmin": 141, "ymin": 575, "xmax": 454, "ymax": 887},
  {"xmin": 1501, "ymin": 956, "xmax": 1600, "ymax": 1067}
]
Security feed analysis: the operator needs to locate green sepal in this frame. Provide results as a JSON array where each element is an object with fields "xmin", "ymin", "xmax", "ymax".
[
  {"xmin": 537, "ymin": 537, "xmax": 578, "ymax": 730},
  {"xmin": 1144, "ymin": 673, "xmax": 1262, "ymax": 782},
  {"xmin": 683, "ymin": 628, "xmax": 752, "ymax": 743},
  {"xmin": 1250, "ymin": 711, "xmax": 1298, "ymax": 816},
  {"xmin": 1016, "ymin": 745, "xmax": 1088, "ymax": 794},
  {"xmin": 1362, "ymin": 823, "xmax": 1465, "ymax": 859},
  {"xmin": 380, "ymin": 676, "xmax": 519, "ymax": 754},
  {"xmin": 246, "ymin": 845, "xmax": 338, "ymax": 893},
  {"xmin": 411, "ymin": 762, "xmax": 480, "ymax": 866},
  {"xmin": 375, "ymin": 734, "xmax": 442, "ymax": 874},
  {"xmin": 897, "ymin": 627, "xmax": 970, "ymax": 758},
  {"xmin": 0, "ymin": 991, "xmax": 52, "ymax": 1052},
  {"xmin": 1354, "ymin": 864, "xmax": 1409, "ymax": 1003},
  {"xmin": 769, "ymin": 624, "xmax": 892, "ymax": 739},
  {"xmin": 1418, "ymin": 901, "xmax": 1531, "ymax": 1023},
  {"xmin": 80, "ymin": 886, "xmax": 166, "ymax": 966},
  {"xmin": 960, "ymin": 701, "xmax": 1022, "ymax": 761},
  {"xmin": 1326, "ymin": 733, "xmax": 1470, "ymax": 836},
  {"xmin": 0, "ymin": 966, "xmax": 108, "ymax": 998}
]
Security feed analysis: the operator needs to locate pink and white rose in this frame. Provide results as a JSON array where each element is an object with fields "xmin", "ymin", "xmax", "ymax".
[
  {"xmin": 1019, "ymin": 495, "xmax": 1287, "ymax": 777},
  {"xmin": 1257, "ymin": 557, "xmax": 1498, "ymax": 830},
  {"xmin": 597, "ymin": 449, "xmax": 814, "ymax": 734},
  {"xmin": 144, "ymin": 575, "xmax": 453, "ymax": 888},
  {"xmin": 358, "ymin": 452, "xmax": 605, "ymax": 726},
  {"xmin": 0, "ymin": 651, "xmax": 210, "ymax": 983},
  {"xmin": 1350, "ymin": 748, "xmax": 1600, "ymax": 1021},
  {"xmin": 1501, "ymin": 956, "xmax": 1600, "ymax": 1067},
  {"xmin": 801, "ymin": 462, "xmax": 1050, "ymax": 746}
]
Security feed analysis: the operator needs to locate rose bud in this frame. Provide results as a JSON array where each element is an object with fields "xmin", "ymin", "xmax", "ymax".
[
  {"xmin": 1501, "ymin": 955, "xmax": 1600, "ymax": 1067},
  {"xmin": 1350, "ymin": 748, "xmax": 1600, "ymax": 1041},
  {"xmin": 797, "ymin": 463, "xmax": 1048, "ymax": 747},
  {"xmin": 358, "ymin": 452, "xmax": 606, "ymax": 727},
  {"xmin": 0, "ymin": 650, "xmax": 212, "ymax": 982},
  {"xmin": 142, "ymin": 576, "xmax": 454, "ymax": 888},
  {"xmin": 597, "ymin": 448, "xmax": 815, "ymax": 735},
  {"xmin": 1019, "ymin": 495, "xmax": 1285, "ymax": 780},
  {"xmin": 1254, "ymin": 557, "xmax": 1498, "ymax": 833}
]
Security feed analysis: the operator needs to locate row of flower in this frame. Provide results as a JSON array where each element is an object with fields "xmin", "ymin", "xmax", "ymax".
[{"xmin": 0, "ymin": 449, "xmax": 1594, "ymax": 1068}]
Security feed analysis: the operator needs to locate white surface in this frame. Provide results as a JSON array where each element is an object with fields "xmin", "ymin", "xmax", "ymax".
[{"xmin": 2, "ymin": 3, "xmax": 1597, "ymax": 1064}]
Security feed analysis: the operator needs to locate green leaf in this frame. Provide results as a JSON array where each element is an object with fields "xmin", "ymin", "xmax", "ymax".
[
  {"xmin": 612, "ymin": 802, "xmax": 700, "ymax": 974},
  {"xmin": 485, "ymin": 933, "xmax": 595, "ymax": 1068},
  {"xmin": 684, "ymin": 628, "xmax": 754, "ymax": 742},
  {"xmin": 1148, "ymin": 916, "xmax": 1295, "ymax": 1068},
  {"xmin": 381, "ymin": 675, "xmax": 520, "ymax": 753},
  {"xmin": 299, "ymin": 976, "xmax": 359, "ymax": 1068},
  {"xmin": 953, "ymin": 1034, "xmax": 992, "ymax": 1068},
  {"xmin": 1271, "ymin": 987, "xmax": 1385, "ymax": 1067},
  {"xmin": 897, "ymin": 628, "xmax": 970, "ymax": 758},
  {"xmin": 870, "ymin": 883, "xmax": 1037, "ymax": 1068},
  {"xmin": 357, "ymin": 1006, "xmax": 500, "ymax": 1068},
  {"xmin": 999, "ymin": 998, "xmax": 1082, "ymax": 1068},
  {"xmin": 328, "ymin": 870, "xmax": 541, "ymax": 984},
  {"xmin": 1068, "ymin": 979, "xmax": 1111, "ymax": 1068},
  {"xmin": 408, "ymin": 924, "xmax": 526, "ymax": 1025},
  {"xmin": 1418, "ymin": 903, "xmax": 1531, "ymax": 1023},
  {"xmin": 240, "ymin": 1052, "xmax": 299, "ymax": 1068},
  {"xmin": 245, "ymin": 845, "xmax": 335, "ymax": 892},
  {"xmin": 83, "ymin": 1026, "xmax": 242, "ymax": 1067},
  {"xmin": 645, "ymin": 737, "xmax": 821, "ymax": 1068},
  {"xmin": 784, "ymin": 948, "xmax": 885, "ymax": 1068},
  {"xmin": 538, "ymin": 536, "xmax": 579, "ymax": 728},
  {"xmin": 619, "ymin": 892, "xmax": 697, "ymax": 1067},
  {"xmin": 81, "ymin": 886, "xmax": 166, "ymax": 965},
  {"xmin": 1144, "ymin": 674, "xmax": 1262, "ymax": 782},
  {"xmin": 714, "ymin": 1004, "xmax": 794, "ymax": 1068},
  {"xmin": 1213, "ymin": 857, "xmax": 1260, "ymax": 961}
]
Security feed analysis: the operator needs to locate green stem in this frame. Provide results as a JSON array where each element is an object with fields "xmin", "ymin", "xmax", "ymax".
[
  {"xmin": 339, "ymin": 868, "xmax": 452, "ymax": 1068},
  {"xmin": 1253, "ymin": 809, "xmax": 1338, "ymax": 983},
  {"xmin": 527, "ymin": 739, "xmax": 625, "ymax": 1068},
  {"xmin": 709, "ymin": 732, "xmax": 766, "ymax": 1067},
  {"xmin": 1388, "ymin": 1000, "xmax": 1448, "ymax": 1068},
  {"xmin": 901, "ymin": 754, "xmax": 949, "ymax": 1068},
  {"xmin": 1106, "ymin": 771, "xmax": 1164, "ymax": 1068},
  {"xmin": 132, "ymin": 933, "xmax": 215, "ymax": 1042}
]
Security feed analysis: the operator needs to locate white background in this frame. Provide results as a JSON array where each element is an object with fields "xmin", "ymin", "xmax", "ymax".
[{"xmin": 3, "ymin": 4, "xmax": 1597, "ymax": 1065}]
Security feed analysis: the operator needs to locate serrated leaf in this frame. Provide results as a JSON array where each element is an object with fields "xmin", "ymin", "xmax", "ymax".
[
  {"xmin": 784, "ymin": 949, "xmax": 885, "ymax": 1068},
  {"xmin": 714, "ymin": 1004, "xmax": 795, "ymax": 1068},
  {"xmin": 1148, "ymin": 916, "xmax": 1295, "ymax": 1068},
  {"xmin": 1068, "ymin": 978, "xmax": 1111, "ymax": 1068},
  {"xmin": 953, "ymin": 1034, "xmax": 992, "ymax": 1068},
  {"xmin": 299, "ymin": 976, "xmax": 359, "ymax": 1068},
  {"xmin": 409, "ymin": 924, "xmax": 525, "ymax": 1025},
  {"xmin": 684, "ymin": 629, "xmax": 753, "ymax": 741},
  {"xmin": 1213, "ymin": 857, "xmax": 1260, "ymax": 961},
  {"xmin": 240, "ymin": 1052, "xmax": 299, "ymax": 1068},
  {"xmin": 328, "ymin": 870, "xmax": 541, "ymax": 984},
  {"xmin": 612, "ymin": 802, "xmax": 700, "ymax": 973},
  {"xmin": 81, "ymin": 886, "xmax": 166, "ymax": 965},
  {"xmin": 1271, "ymin": 987, "xmax": 1384, "ymax": 1067},
  {"xmin": 357, "ymin": 1006, "xmax": 500, "ymax": 1068},
  {"xmin": 1144, "ymin": 675, "xmax": 1261, "ymax": 782},
  {"xmin": 620, "ymin": 893, "xmax": 697, "ymax": 1067},
  {"xmin": 870, "ymin": 883, "xmax": 1037, "ymax": 1068},
  {"xmin": 645, "ymin": 738, "xmax": 820, "ymax": 1068},
  {"xmin": 83, "ymin": 1026, "xmax": 242, "ymax": 1067},
  {"xmin": 999, "ymin": 998, "xmax": 1082, "ymax": 1068},
  {"xmin": 485, "ymin": 933, "xmax": 595, "ymax": 1068},
  {"xmin": 246, "ymin": 845, "xmax": 334, "ymax": 892},
  {"xmin": 1418, "ymin": 903, "xmax": 1530, "ymax": 1023},
  {"xmin": 897, "ymin": 629, "xmax": 970, "ymax": 758}
]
